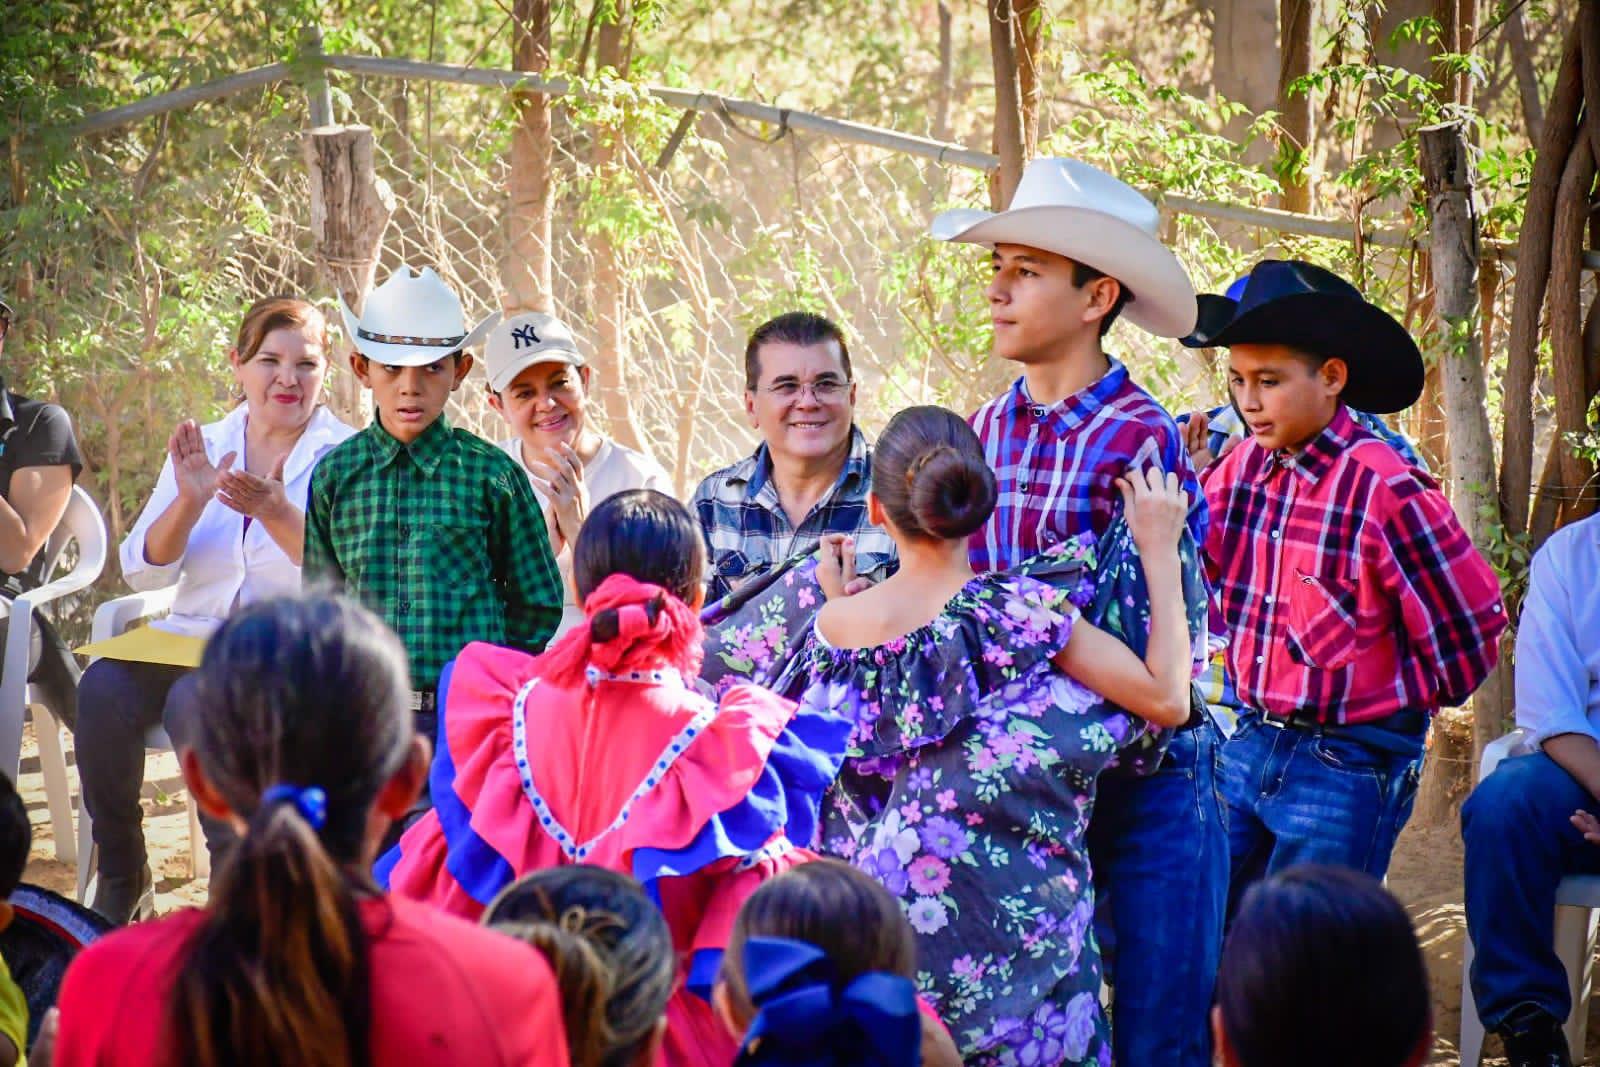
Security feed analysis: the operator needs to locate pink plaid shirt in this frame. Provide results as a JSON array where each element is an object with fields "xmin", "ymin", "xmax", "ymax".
[
  {"xmin": 967, "ymin": 360, "xmax": 1207, "ymax": 573},
  {"xmin": 1203, "ymin": 406, "xmax": 1507, "ymax": 725}
]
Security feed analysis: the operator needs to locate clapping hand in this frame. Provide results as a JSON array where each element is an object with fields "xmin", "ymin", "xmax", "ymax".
[
  {"xmin": 1572, "ymin": 810, "xmax": 1600, "ymax": 845},
  {"xmin": 527, "ymin": 442, "xmax": 590, "ymax": 546},
  {"xmin": 169, "ymin": 420, "xmax": 236, "ymax": 506},
  {"xmin": 216, "ymin": 454, "xmax": 290, "ymax": 521}
]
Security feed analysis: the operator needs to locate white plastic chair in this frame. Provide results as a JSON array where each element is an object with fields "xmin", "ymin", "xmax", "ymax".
[
  {"xmin": 74, "ymin": 581, "xmax": 208, "ymax": 906},
  {"xmin": 0, "ymin": 485, "xmax": 108, "ymax": 864},
  {"xmin": 1460, "ymin": 729, "xmax": 1600, "ymax": 1064}
]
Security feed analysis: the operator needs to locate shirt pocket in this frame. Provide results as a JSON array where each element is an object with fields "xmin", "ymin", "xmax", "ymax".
[{"xmin": 1285, "ymin": 565, "xmax": 1360, "ymax": 671}]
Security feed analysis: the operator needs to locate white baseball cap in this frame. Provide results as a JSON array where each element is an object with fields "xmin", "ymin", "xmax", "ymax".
[{"xmin": 483, "ymin": 312, "xmax": 585, "ymax": 393}]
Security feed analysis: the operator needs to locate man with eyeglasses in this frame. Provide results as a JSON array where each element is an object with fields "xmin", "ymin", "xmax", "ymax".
[
  {"xmin": 691, "ymin": 310, "xmax": 897, "ymax": 603},
  {"xmin": 0, "ymin": 292, "xmax": 85, "ymax": 732}
]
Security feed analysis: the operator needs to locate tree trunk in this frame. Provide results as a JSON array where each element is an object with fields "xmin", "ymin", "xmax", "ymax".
[
  {"xmin": 1549, "ymin": 137, "xmax": 1598, "ymax": 524},
  {"xmin": 1437, "ymin": 0, "xmax": 1477, "ymax": 109},
  {"xmin": 1501, "ymin": 26, "xmax": 1584, "ymax": 539},
  {"xmin": 302, "ymin": 125, "xmax": 396, "ymax": 427},
  {"xmin": 1212, "ymin": 0, "xmax": 1280, "ymax": 164},
  {"xmin": 934, "ymin": 2, "xmax": 954, "ymax": 143},
  {"xmin": 1506, "ymin": 4, "xmax": 1545, "ymax": 145},
  {"xmin": 505, "ymin": 0, "xmax": 554, "ymax": 315},
  {"xmin": 1419, "ymin": 122, "xmax": 1508, "ymax": 780},
  {"xmin": 588, "ymin": 0, "xmax": 647, "ymax": 452},
  {"xmin": 989, "ymin": 0, "xmax": 1027, "ymax": 209},
  {"xmin": 1014, "ymin": 0, "xmax": 1044, "ymax": 157},
  {"xmin": 1277, "ymin": 0, "xmax": 1315, "ymax": 212}
]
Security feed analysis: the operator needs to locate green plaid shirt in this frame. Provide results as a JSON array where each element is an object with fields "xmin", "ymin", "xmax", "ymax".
[{"xmin": 304, "ymin": 414, "xmax": 562, "ymax": 691}]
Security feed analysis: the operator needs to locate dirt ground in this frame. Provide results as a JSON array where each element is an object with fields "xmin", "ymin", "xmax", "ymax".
[{"xmin": 14, "ymin": 723, "xmax": 1597, "ymax": 1065}]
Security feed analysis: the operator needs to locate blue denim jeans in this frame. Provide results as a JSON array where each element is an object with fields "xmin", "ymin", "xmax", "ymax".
[
  {"xmin": 1218, "ymin": 712, "xmax": 1424, "ymax": 913},
  {"xmin": 1089, "ymin": 721, "xmax": 1229, "ymax": 1067},
  {"xmin": 1462, "ymin": 751, "xmax": 1600, "ymax": 1031}
]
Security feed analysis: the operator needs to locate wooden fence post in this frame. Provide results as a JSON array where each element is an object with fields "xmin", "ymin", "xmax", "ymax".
[{"xmin": 303, "ymin": 125, "xmax": 395, "ymax": 427}]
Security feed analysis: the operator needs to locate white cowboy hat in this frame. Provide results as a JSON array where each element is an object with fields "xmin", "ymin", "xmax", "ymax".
[
  {"xmin": 340, "ymin": 265, "xmax": 500, "ymax": 365},
  {"xmin": 483, "ymin": 311, "xmax": 585, "ymax": 393},
  {"xmin": 929, "ymin": 158, "xmax": 1198, "ymax": 339}
]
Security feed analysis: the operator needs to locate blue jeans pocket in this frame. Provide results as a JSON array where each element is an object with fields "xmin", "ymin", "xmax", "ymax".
[{"xmin": 1309, "ymin": 733, "xmax": 1388, "ymax": 777}]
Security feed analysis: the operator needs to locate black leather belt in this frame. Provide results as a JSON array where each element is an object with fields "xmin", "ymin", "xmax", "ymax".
[{"xmin": 1260, "ymin": 707, "xmax": 1427, "ymax": 737}]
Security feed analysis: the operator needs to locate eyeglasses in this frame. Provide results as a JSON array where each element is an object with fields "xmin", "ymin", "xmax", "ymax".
[{"xmin": 760, "ymin": 377, "xmax": 852, "ymax": 402}]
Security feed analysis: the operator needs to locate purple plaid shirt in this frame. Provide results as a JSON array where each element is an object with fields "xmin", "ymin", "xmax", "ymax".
[{"xmin": 968, "ymin": 359, "xmax": 1208, "ymax": 572}]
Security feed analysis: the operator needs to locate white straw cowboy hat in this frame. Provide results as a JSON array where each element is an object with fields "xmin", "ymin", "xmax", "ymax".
[
  {"xmin": 483, "ymin": 312, "xmax": 585, "ymax": 393},
  {"xmin": 929, "ymin": 158, "xmax": 1198, "ymax": 339},
  {"xmin": 340, "ymin": 265, "xmax": 500, "ymax": 365}
]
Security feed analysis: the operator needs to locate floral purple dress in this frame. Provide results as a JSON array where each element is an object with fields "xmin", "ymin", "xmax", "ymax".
[{"xmin": 779, "ymin": 538, "xmax": 1138, "ymax": 1065}]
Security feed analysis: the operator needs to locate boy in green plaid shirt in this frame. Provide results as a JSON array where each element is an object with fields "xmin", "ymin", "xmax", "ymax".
[{"xmin": 305, "ymin": 267, "xmax": 562, "ymax": 743}]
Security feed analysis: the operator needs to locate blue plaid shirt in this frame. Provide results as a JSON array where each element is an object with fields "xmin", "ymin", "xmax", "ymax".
[{"xmin": 691, "ymin": 427, "xmax": 899, "ymax": 602}]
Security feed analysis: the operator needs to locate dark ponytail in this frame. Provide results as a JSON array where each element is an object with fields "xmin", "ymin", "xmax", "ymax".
[
  {"xmin": 485, "ymin": 867, "xmax": 674, "ymax": 1067},
  {"xmin": 870, "ymin": 406, "xmax": 996, "ymax": 541},
  {"xmin": 167, "ymin": 593, "xmax": 414, "ymax": 1067}
]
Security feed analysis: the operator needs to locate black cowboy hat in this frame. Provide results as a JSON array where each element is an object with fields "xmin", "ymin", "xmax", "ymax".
[{"xmin": 1179, "ymin": 259, "xmax": 1424, "ymax": 414}]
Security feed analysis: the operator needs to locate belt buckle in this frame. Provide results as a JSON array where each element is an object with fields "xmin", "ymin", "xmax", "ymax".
[
  {"xmin": 1260, "ymin": 712, "xmax": 1288, "ymax": 730},
  {"xmin": 408, "ymin": 691, "xmax": 425, "ymax": 712}
]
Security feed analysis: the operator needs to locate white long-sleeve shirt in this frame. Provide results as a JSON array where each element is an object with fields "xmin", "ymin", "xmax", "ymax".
[
  {"xmin": 1515, "ymin": 513, "xmax": 1600, "ymax": 748},
  {"xmin": 120, "ymin": 404, "xmax": 355, "ymax": 636}
]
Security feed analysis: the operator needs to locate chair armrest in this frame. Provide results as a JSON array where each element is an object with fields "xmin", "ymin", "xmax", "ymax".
[
  {"xmin": 1479, "ymin": 729, "xmax": 1528, "ymax": 781},
  {"xmin": 91, "ymin": 585, "xmax": 180, "ymax": 643},
  {"xmin": 12, "ymin": 557, "xmax": 104, "ymax": 614}
]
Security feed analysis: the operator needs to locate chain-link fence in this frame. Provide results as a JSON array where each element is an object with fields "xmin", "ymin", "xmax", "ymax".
[{"xmin": 8, "ymin": 56, "xmax": 1547, "ymax": 643}]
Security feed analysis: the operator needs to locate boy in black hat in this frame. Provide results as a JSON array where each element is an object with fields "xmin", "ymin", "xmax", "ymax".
[{"xmin": 1190, "ymin": 259, "xmax": 1506, "ymax": 897}]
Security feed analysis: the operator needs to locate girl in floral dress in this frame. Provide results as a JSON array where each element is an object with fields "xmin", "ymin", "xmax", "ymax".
[{"xmin": 790, "ymin": 406, "xmax": 1194, "ymax": 1065}]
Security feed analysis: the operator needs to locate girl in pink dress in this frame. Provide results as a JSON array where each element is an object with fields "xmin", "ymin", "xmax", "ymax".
[{"xmin": 380, "ymin": 490, "xmax": 850, "ymax": 1067}]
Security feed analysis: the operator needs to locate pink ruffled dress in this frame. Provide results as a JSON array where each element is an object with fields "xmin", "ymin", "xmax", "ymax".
[{"xmin": 379, "ymin": 575, "xmax": 851, "ymax": 1067}]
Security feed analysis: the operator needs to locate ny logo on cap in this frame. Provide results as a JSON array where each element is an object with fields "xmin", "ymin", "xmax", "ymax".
[{"xmin": 510, "ymin": 324, "xmax": 542, "ymax": 349}]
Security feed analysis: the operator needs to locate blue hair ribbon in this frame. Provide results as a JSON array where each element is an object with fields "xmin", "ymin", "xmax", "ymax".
[
  {"xmin": 734, "ymin": 937, "xmax": 921, "ymax": 1067},
  {"xmin": 260, "ymin": 784, "xmax": 328, "ymax": 830}
]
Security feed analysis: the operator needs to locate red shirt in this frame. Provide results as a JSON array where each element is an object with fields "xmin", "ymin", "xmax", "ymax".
[
  {"xmin": 1203, "ymin": 407, "xmax": 1507, "ymax": 725},
  {"xmin": 52, "ymin": 895, "xmax": 568, "ymax": 1067}
]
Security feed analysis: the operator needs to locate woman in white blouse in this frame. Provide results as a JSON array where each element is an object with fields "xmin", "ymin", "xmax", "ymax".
[{"xmin": 77, "ymin": 296, "xmax": 355, "ymax": 923}]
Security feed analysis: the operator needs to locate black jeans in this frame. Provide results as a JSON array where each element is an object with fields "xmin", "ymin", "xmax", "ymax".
[{"xmin": 75, "ymin": 659, "xmax": 234, "ymax": 878}]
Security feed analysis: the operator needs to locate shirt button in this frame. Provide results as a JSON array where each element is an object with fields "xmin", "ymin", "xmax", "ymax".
[
  {"xmin": 1019, "ymin": 482, "xmax": 1030, "ymax": 492},
  {"xmin": 400, "ymin": 525, "xmax": 410, "ymax": 539},
  {"xmin": 1264, "ymin": 595, "xmax": 1274, "ymax": 605},
  {"xmin": 1256, "ymin": 655, "xmax": 1265, "ymax": 664},
  {"xmin": 1031, "ymin": 406, "xmax": 1047, "ymax": 418},
  {"xmin": 399, "ymin": 601, "xmax": 411, "ymax": 615},
  {"xmin": 1271, "ymin": 530, "xmax": 1282, "ymax": 540}
]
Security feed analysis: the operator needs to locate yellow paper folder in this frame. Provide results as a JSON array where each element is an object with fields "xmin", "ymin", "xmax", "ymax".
[{"xmin": 75, "ymin": 625, "xmax": 206, "ymax": 669}]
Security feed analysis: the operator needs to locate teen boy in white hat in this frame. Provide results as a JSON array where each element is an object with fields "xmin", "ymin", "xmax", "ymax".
[
  {"xmin": 305, "ymin": 267, "xmax": 562, "ymax": 759},
  {"xmin": 482, "ymin": 311, "xmax": 672, "ymax": 634},
  {"xmin": 931, "ymin": 157, "xmax": 1223, "ymax": 1066}
]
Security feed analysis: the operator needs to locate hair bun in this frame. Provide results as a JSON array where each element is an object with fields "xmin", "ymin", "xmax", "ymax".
[{"xmin": 907, "ymin": 444, "xmax": 996, "ymax": 540}]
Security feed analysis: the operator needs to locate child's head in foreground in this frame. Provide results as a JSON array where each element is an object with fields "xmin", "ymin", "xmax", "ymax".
[
  {"xmin": 717, "ymin": 859, "xmax": 944, "ymax": 1067},
  {"xmin": 483, "ymin": 866, "xmax": 673, "ymax": 1067},
  {"xmin": 1213, "ymin": 864, "xmax": 1431, "ymax": 1067}
]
